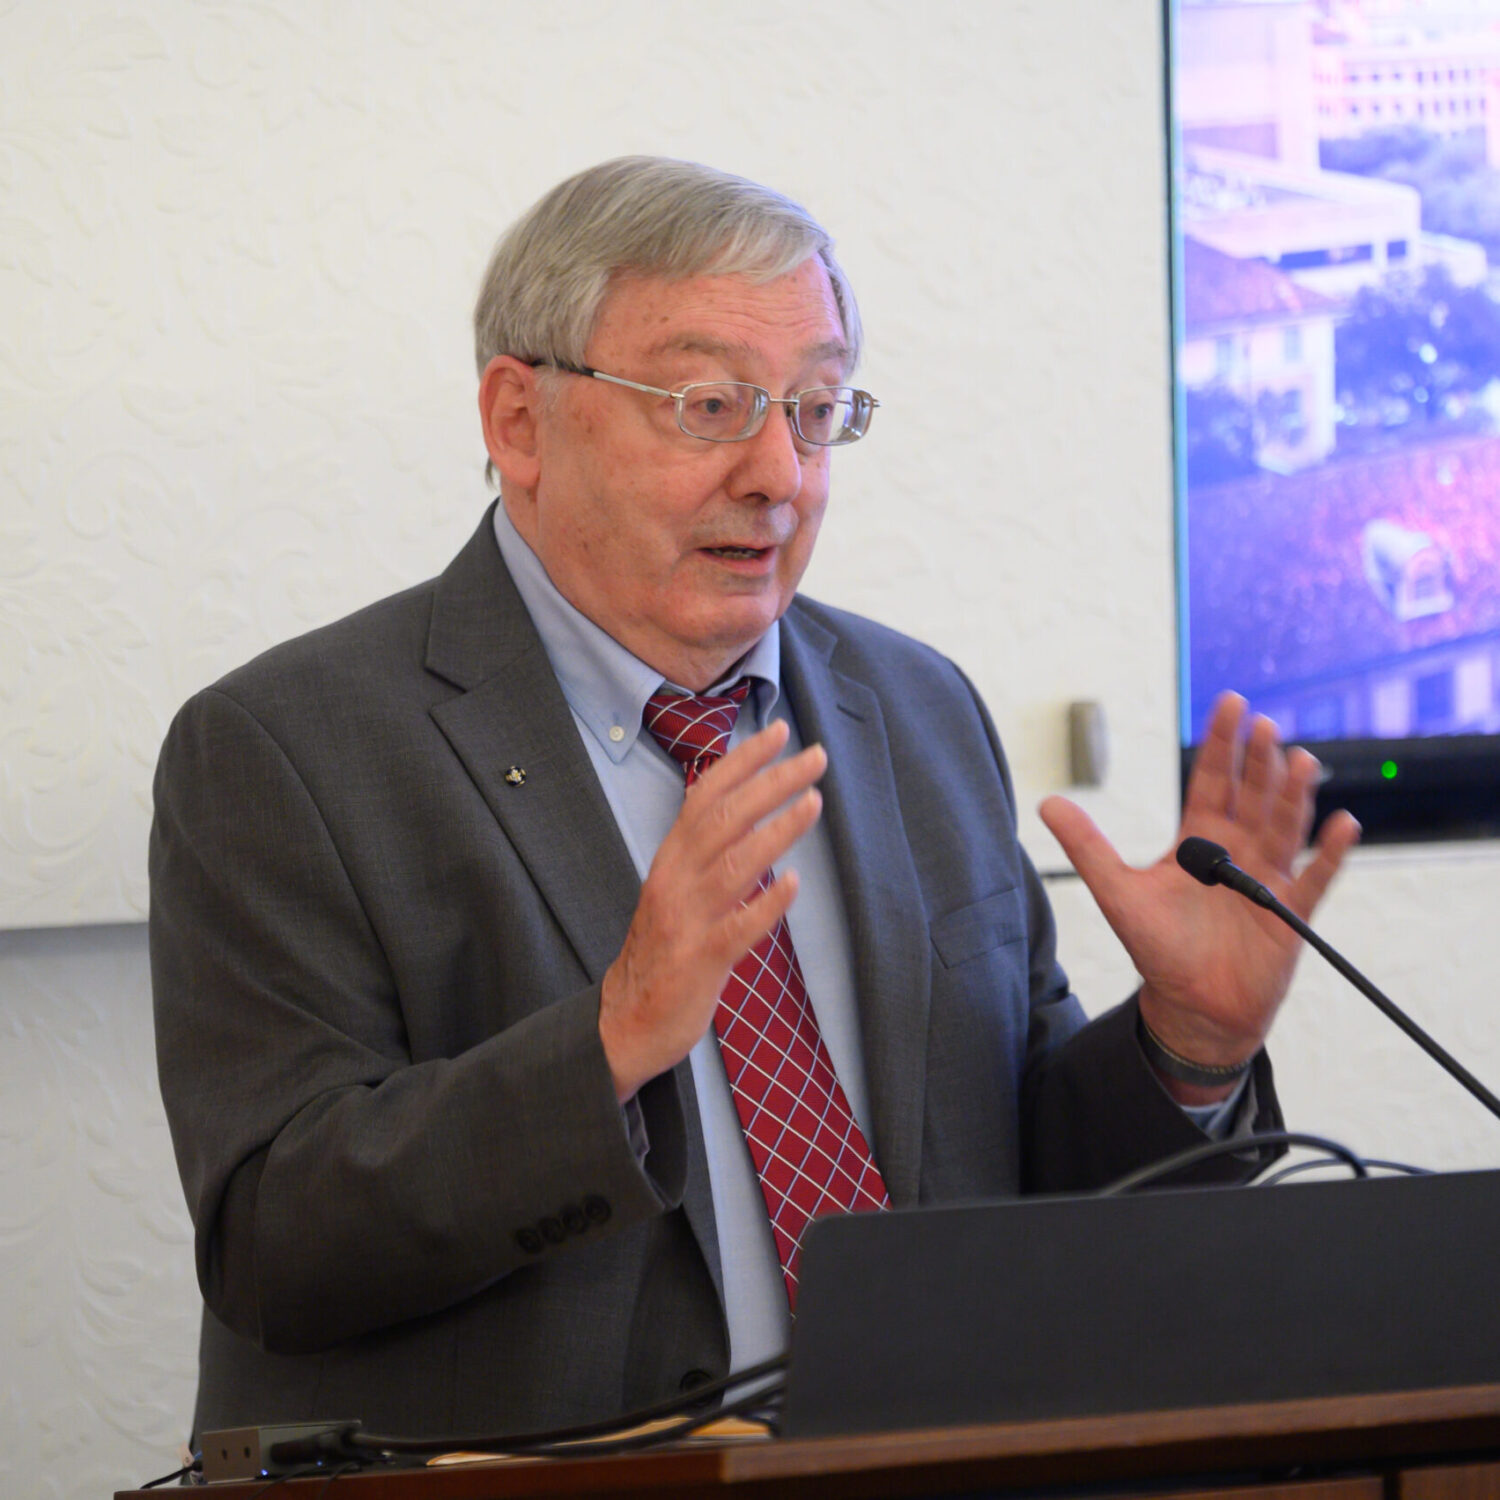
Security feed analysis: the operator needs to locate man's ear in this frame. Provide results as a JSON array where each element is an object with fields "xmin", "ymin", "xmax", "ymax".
[{"xmin": 478, "ymin": 356, "xmax": 544, "ymax": 491}]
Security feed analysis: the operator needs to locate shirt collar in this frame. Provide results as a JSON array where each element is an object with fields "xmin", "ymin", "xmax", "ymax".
[{"xmin": 490, "ymin": 502, "xmax": 781, "ymax": 763}]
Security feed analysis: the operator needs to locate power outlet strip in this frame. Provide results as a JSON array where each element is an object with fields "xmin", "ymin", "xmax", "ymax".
[{"xmin": 200, "ymin": 1421, "xmax": 356, "ymax": 1484}]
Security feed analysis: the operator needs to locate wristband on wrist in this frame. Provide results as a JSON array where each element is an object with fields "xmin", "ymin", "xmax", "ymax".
[{"xmin": 1137, "ymin": 1010, "xmax": 1256, "ymax": 1088}]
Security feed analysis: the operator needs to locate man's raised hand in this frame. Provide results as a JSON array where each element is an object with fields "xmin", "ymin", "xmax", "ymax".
[
  {"xmin": 1039, "ymin": 693, "xmax": 1360, "ymax": 1099},
  {"xmin": 599, "ymin": 720, "xmax": 826, "ymax": 1103}
]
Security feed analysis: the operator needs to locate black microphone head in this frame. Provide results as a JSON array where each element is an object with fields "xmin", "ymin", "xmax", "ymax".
[{"xmin": 1176, "ymin": 836, "xmax": 1232, "ymax": 886}]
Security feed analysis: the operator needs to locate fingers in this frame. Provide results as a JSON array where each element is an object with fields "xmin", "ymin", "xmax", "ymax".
[
  {"xmin": 685, "ymin": 727, "xmax": 827, "ymax": 857},
  {"xmin": 712, "ymin": 789, "xmax": 823, "ymax": 909},
  {"xmin": 692, "ymin": 719, "xmax": 820, "ymax": 810},
  {"xmin": 1183, "ymin": 692, "xmax": 1247, "ymax": 823},
  {"xmin": 1263, "ymin": 744, "xmax": 1320, "ymax": 870},
  {"xmin": 1237, "ymin": 713, "xmax": 1284, "ymax": 841},
  {"xmin": 675, "ymin": 757, "xmax": 826, "ymax": 910},
  {"xmin": 692, "ymin": 716, "xmax": 792, "ymax": 797},
  {"xmin": 647, "ymin": 722, "xmax": 826, "ymax": 953},
  {"xmin": 721, "ymin": 867, "xmax": 801, "ymax": 960},
  {"xmin": 1289, "ymin": 808, "xmax": 1360, "ymax": 918},
  {"xmin": 1186, "ymin": 701, "xmax": 1320, "ymax": 879},
  {"xmin": 1039, "ymin": 794, "xmax": 1130, "ymax": 914}
]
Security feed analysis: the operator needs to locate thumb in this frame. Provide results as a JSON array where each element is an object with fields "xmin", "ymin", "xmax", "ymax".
[{"xmin": 1038, "ymin": 795, "xmax": 1129, "ymax": 911}]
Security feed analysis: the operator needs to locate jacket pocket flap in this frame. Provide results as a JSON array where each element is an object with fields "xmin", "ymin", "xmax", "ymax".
[{"xmin": 930, "ymin": 889, "xmax": 1024, "ymax": 968}]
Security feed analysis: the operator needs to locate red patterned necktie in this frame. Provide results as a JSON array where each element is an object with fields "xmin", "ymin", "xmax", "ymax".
[{"xmin": 643, "ymin": 681, "xmax": 889, "ymax": 1311}]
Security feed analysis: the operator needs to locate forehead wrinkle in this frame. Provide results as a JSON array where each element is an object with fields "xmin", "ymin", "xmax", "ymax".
[
  {"xmin": 644, "ymin": 334, "xmax": 754, "ymax": 362},
  {"xmin": 644, "ymin": 333, "xmax": 851, "ymax": 371}
]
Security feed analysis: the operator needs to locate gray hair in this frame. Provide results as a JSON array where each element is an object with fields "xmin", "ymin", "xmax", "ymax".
[{"xmin": 473, "ymin": 156, "xmax": 862, "ymax": 377}]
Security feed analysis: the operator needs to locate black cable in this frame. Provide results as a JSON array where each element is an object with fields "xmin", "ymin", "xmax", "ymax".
[
  {"xmin": 517, "ymin": 1380, "xmax": 785, "ymax": 1458},
  {"xmin": 1259, "ymin": 1153, "xmax": 1429, "ymax": 1186},
  {"xmin": 140, "ymin": 1458, "xmax": 201, "ymax": 1489},
  {"xmin": 246, "ymin": 1465, "xmax": 323, "ymax": 1498},
  {"xmin": 1343, "ymin": 1155, "xmax": 1429, "ymax": 1175},
  {"xmin": 1099, "ymin": 1130, "xmax": 1367, "ymax": 1195},
  {"xmin": 341, "ymin": 1351, "xmax": 788, "ymax": 1458},
  {"xmin": 313, "ymin": 1460, "xmax": 360, "ymax": 1498}
]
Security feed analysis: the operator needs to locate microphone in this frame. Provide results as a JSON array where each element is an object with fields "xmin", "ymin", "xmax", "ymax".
[
  {"xmin": 1175, "ymin": 837, "xmax": 1500, "ymax": 1124},
  {"xmin": 1176, "ymin": 836, "xmax": 1276, "ymax": 907}
]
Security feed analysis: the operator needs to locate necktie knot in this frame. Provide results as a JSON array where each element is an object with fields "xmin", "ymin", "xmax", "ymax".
[{"xmin": 644, "ymin": 680, "xmax": 751, "ymax": 784}]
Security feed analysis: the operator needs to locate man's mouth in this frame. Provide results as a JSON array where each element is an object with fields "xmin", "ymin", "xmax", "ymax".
[{"xmin": 705, "ymin": 545, "xmax": 768, "ymax": 560}]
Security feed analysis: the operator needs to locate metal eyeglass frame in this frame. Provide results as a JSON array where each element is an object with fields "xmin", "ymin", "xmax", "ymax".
[{"xmin": 542, "ymin": 362, "xmax": 878, "ymax": 446}]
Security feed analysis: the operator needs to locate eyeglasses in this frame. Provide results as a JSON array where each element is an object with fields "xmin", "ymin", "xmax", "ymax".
[{"xmin": 542, "ymin": 362, "xmax": 878, "ymax": 446}]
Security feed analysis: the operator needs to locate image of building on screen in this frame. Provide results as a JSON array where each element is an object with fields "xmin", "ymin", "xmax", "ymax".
[{"xmin": 1175, "ymin": 0, "xmax": 1500, "ymax": 743}]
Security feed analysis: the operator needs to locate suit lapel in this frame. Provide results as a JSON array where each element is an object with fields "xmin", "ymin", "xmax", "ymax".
[
  {"xmin": 781, "ymin": 608, "xmax": 931, "ymax": 1208},
  {"xmin": 425, "ymin": 509, "xmax": 639, "ymax": 984}
]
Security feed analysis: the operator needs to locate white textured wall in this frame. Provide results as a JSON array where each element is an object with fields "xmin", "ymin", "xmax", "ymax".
[
  {"xmin": 3, "ymin": 0, "xmax": 1179, "ymax": 928},
  {"xmin": 2, "ymin": 4, "xmax": 1498, "ymax": 1498},
  {"xmin": 0, "ymin": 923, "xmax": 196, "ymax": 1500}
]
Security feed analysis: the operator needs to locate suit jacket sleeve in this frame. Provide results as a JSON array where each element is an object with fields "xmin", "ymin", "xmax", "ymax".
[
  {"xmin": 150, "ymin": 684, "xmax": 684, "ymax": 1356},
  {"xmin": 1022, "ymin": 994, "xmax": 1282, "ymax": 1191}
]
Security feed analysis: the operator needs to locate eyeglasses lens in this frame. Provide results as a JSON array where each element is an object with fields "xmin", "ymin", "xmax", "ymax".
[
  {"xmin": 796, "ymin": 388, "xmax": 867, "ymax": 445},
  {"xmin": 678, "ymin": 384, "xmax": 767, "ymax": 441}
]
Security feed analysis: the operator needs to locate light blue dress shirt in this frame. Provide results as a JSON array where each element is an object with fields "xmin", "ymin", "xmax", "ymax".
[{"xmin": 489, "ymin": 502, "xmax": 1242, "ymax": 1370}]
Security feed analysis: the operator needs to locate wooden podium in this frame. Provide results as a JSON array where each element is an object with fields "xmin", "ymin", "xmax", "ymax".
[{"xmin": 113, "ymin": 1382, "xmax": 1500, "ymax": 1499}]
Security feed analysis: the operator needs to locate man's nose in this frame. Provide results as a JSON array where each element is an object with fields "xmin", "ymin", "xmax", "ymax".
[{"xmin": 729, "ymin": 403, "xmax": 805, "ymax": 503}]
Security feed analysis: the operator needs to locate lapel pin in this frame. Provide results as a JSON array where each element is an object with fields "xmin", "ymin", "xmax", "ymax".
[{"xmin": 504, "ymin": 766, "xmax": 527, "ymax": 786}]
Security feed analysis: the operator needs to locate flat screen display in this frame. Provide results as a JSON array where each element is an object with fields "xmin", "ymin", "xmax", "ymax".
[{"xmin": 1170, "ymin": 0, "xmax": 1500, "ymax": 839}]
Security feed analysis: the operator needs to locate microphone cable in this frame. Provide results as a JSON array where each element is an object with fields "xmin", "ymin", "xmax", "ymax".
[
  {"xmin": 506, "ymin": 1382, "xmax": 786, "ymax": 1459},
  {"xmin": 1098, "ymin": 1129, "xmax": 1369, "ymax": 1196},
  {"xmin": 270, "ymin": 1352, "xmax": 789, "ymax": 1468},
  {"xmin": 1257, "ymin": 1154, "xmax": 1429, "ymax": 1187}
]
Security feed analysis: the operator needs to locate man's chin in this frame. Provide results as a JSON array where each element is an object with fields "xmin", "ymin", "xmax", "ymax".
[{"xmin": 658, "ymin": 600, "xmax": 788, "ymax": 680}]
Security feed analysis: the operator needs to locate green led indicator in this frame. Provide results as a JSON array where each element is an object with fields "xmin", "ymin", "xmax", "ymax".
[{"xmin": 1381, "ymin": 760, "xmax": 1399, "ymax": 780}]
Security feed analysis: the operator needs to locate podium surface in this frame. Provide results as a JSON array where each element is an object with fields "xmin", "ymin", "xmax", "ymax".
[{"xmin": 113, "ymin": 1381, "xmax": 1500, "ymax": 1499}]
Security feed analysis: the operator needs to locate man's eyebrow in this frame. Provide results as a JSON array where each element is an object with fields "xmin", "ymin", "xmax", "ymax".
[{"xmin": 645, "ymin": 334, "xmax": 851, "ymax": 368}]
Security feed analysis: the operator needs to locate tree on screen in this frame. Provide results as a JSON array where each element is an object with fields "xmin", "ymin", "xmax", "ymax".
[
  {"xmin": 1336, "ymin": 265, "xmax": 1500, "ymax": 427},
  {"xmin": 1322, "ymin": 126, "xmax": 1500, "ymax": 260},
  {"xmin": 1184, "ymin": 385, "xmax": 1258, "ymax": 485}
]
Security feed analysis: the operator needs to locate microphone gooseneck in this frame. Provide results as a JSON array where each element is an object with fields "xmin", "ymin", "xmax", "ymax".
[{"xmin": 1174, "ymin": 838, "xmax": 1500, "ymax": 1123}]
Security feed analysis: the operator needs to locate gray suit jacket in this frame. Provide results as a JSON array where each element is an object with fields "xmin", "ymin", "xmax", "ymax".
[{"xmin": 150, "ymin": 506, "xmax": 1280, "ymax": 1439}]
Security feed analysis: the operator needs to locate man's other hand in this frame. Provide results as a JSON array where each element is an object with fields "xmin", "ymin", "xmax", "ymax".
[
  {"xmin": 1038, "ymin": 692, "xmax": 1361, "ymax": 1103},
  {"xmin": 599, "ymin": 720, "xmax": 827, "ymax": 1103}
]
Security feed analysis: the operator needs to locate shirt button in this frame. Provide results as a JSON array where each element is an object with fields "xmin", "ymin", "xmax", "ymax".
[{"xmin": 609, "ymin": 725, "xmax": 625, "ymax": 742}]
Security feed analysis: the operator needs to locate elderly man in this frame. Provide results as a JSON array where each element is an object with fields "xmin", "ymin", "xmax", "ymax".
[{"xmin": 150, "ymin": 157, "xmax": 1358, "ymax": 1441}]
